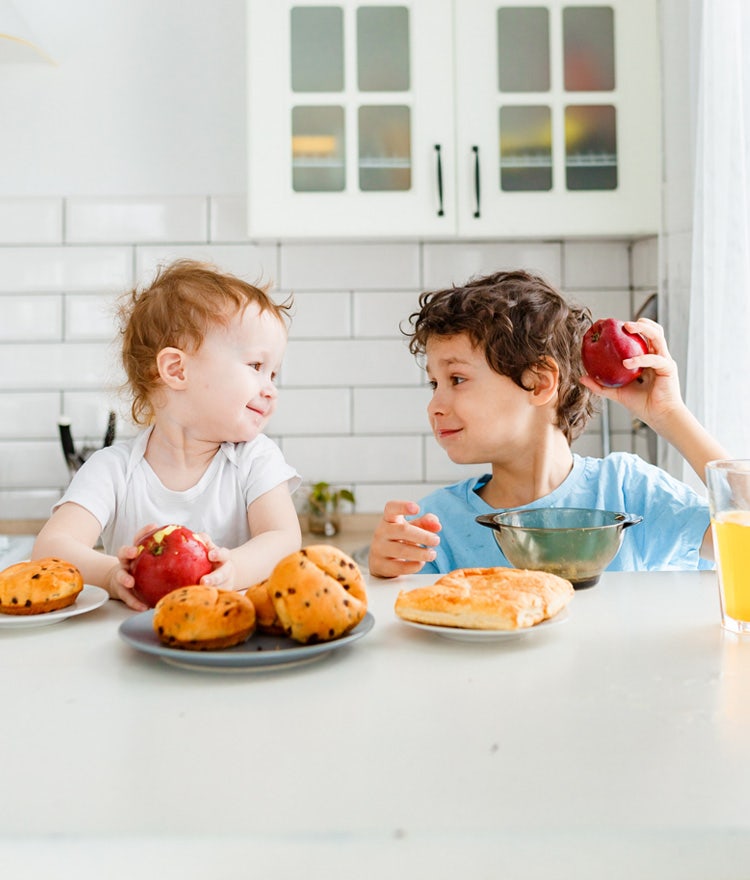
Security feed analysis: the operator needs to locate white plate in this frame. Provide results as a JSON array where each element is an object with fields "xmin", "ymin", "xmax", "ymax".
[
  {"xmin": 119, "ymin": 611, "xmax": 375, "ymax": 672},
  {"xmin": 0, "ymin": 585, "xmax": 109, "ymax": 629},
  {"xmin": 399, "ymin": 609, "xmax": 569, "ymax": 642}
]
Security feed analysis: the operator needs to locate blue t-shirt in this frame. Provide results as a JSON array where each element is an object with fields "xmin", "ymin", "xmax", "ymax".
[{"xmin": 417, "ymin": 452, "xmax": 711, "ymax": 574}]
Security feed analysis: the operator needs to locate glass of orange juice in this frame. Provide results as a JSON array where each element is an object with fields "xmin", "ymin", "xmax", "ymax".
[{"xmin": 706, "ymin": 460, "xmax": 750, "ymax": 634}]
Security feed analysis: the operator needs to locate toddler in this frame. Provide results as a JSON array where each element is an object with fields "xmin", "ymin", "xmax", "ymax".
[{"xmin": 33, "ymin": 260, "xmax": 301, "ymax": 609}]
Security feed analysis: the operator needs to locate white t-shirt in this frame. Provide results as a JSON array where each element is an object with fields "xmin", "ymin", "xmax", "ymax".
[{"xmin": 55, "ymin": 427, "xmax": 301, "ymax": 554}]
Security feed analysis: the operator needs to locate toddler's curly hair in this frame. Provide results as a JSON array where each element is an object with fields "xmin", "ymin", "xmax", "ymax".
[{"xmin": 117, "ymin": 259, "xmax": 292, "ymax": 426}]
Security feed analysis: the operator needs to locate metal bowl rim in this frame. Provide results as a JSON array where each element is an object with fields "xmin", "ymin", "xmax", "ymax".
[{"xmin": 477, "ymin": 507, "xmax": 641, "ymax": 533}]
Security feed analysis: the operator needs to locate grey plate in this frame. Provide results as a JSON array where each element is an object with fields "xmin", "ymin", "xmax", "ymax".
[{"xmin": 119, "ymin": 610, "xmax": 375, "ymax": 672}]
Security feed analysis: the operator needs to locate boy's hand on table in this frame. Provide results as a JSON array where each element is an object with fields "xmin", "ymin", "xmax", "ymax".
[{"xmin": 368, "ymin": 500, "xmax": 442, "ymax": 578}]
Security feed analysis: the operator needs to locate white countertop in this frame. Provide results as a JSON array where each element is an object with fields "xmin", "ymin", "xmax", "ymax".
[{"xmin": 3, "ymin": 570, "xmax": 750, "ymax": 879}]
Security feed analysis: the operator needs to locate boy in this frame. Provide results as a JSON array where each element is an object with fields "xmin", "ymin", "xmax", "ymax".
[
  {"xmin": 369, "ymin": 270, "xmax": 728, "ymax": 578},
  {"xmin": 33, "ymin": 260, "xmax": 301, "ymax": 609}
]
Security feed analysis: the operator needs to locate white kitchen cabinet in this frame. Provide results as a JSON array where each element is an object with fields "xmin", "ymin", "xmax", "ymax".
[
  {"xmin": 454, "ymin": 0, "xmax": 660, "ymax": 237},
  {"xmin": 246, "ymin": 0, "xmax": 660, "ymax": 239},
  {"xmin": 247, "ymin": 0, "xmax": 455, "ymax": 238}
]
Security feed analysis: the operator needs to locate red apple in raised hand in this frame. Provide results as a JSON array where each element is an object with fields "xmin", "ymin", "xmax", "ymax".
[
  {"xmin": 581, "ymin": 319, "xmax": 648, "ymax": 388},
  {"xmin": 131, "ymin": 524, "xmax": 213, "ymax": 608}
]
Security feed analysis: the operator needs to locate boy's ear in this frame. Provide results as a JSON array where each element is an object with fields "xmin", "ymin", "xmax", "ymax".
[
  {"xmin": 156, "ymin": 347, "xmax": 187, "ymax": 388},
  {"xmin": 527, "ymin": 357, "xmax": 559, "ymax": 405}
]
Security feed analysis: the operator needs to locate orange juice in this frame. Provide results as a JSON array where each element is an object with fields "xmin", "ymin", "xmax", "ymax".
[{"xmin": 712, "ymin": 511, "xmax": 750, "ymax": 622}]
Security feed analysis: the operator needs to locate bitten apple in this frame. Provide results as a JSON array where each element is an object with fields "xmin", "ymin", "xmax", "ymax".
[
  {"xmin": 581, "ymin": 318, "xmax": 648, "ymax": 388},
  {"xmin": 131, "ymin": 524, "xmax": 213, "ymax": 608}
]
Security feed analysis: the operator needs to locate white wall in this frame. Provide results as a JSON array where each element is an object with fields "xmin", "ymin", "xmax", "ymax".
[
  {"xmin": 0, "ymin": 2, "xmax": 658, "ymax": 520},
  {"xmin": 0, "ymin": 0, "xmax": 246, "ymax": 196}
]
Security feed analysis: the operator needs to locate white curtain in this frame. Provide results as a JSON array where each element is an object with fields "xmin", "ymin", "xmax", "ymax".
[{"xmin": 686, "ymin": 0, "xmax": 750, "ymax": 466}]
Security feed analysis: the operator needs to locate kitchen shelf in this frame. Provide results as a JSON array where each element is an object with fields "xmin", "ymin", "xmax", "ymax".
[{"xmin": 293, "ymin": 158, "xmax": 412, "ymax": 169}]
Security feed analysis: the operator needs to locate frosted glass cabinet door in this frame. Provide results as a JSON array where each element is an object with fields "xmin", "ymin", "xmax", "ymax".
[
  {"xmin": 453, "ymin": 0, "xmax": 660, "ymax": 237},
  {"xmin": 247, "ymin": 0, "xmax": 455, "ymax": 238}
]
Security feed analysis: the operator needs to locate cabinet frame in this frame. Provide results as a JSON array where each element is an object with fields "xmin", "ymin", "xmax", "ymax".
[{"xmin": 247, "ymin": 0, "xmax": 660, "ymax": 239}]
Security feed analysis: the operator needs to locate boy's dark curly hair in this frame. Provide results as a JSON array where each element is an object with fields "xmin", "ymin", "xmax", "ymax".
[{"xmin": 406, "ymin": 270, "xmax": 595, "ymax": 443}]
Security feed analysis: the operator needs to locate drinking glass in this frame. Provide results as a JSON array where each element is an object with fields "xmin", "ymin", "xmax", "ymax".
[{"xmin": 706, "ymin": 460, "xmax": 750, "ymax": 634}]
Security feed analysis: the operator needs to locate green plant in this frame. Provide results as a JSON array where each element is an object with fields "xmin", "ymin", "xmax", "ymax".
[
  {"xmin": 307, "ymin": 481, "xmax": 356, "ymax": 513},
  {"xmin": 306, "ymin": 482, "xmax": 356, "ymax": 537}
]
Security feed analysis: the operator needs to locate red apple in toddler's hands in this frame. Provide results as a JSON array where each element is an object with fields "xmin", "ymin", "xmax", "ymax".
[
  {"xmin": 581, "ymin": 318, "xmax": 649, "ymax": 388},
  {"xmin": 131, "ymin": 524, "xmax": 214, "ymax": 608}
]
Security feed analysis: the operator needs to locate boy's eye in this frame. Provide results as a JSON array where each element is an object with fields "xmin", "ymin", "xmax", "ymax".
[
  {"xmin": 249, "ymin": 362, "xmax": 262, "ymax": 371},
  {"xmin": 451, "ymin": 375, "xmax": 466, "ymax": 385},
  {"xmin": 427, "ymin": 379, "xmax": 437, "ymax": 391}
]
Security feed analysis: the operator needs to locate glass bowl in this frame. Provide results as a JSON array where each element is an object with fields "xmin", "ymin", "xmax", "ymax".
[{"xmin": 475, "ymin": 507, "xmax": 642, "ymax": 589}]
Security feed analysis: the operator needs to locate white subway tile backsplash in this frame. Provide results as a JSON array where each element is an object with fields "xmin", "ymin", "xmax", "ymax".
[
  {"xmin": 588, "ymin": 399, "xmax": 633, "ymax": 436},
  {"xmin": 66, "ymin": 197, "xmax": 208, "ymax": 243},
  {"xmin": 0, "ymin": 441, "xmax": 69, "ymax": 488},
  {"xmin": 60, "ymin": 391, "xmax": 136, "ymax": 443},
  {"xmin": 353, "ymin": 388, "xmax": 429, "ymax": 434},
  {"xmin": 567, "ymin": 288, "xmax": 633, "ymax": 321},
  {"xmin": 64, "ymin": 293, "xmax": 120, "ymax": 341},
  {"xmin": 572, "ymin": 431, "xmax": 633, "ymax": 457},
  {"xmin": 610, "ymin": 432, "xmax": 635, "ymax": 454},
  {"xmin": 0, "ymin": 489, "xmax": 62, "ymax": 520},
  {"xmin": 0, "ymin": 247, "xmax": 133, "ymax": 293},
  {"xmin": 353, "ymin": 291, "xmax": 420, "ymax": 338},
  {"xmin": 571, "ymin": 432, "xmax": 603, "ymax": 458},
  {"xmin": 269, "ymin": 388, "xmax": 351, "ymax": 435},
  {"xmin": 283, "ymin": 435, "xmax": 423, "ymax": 483},
  {"xmin": 284, "ymin": 339, "xmax": 420, "ymax": 387},
  {"xmin": 0, "ymin": 199, "xmax": 63, "ymax": 244},
  {"xmin": 633, "ymin": 290, "xmax": 659, "ymax": 321},
  {"xmin": 0, "ymin": 295, "xmax": 62, "ymax": 341},
  {"xmin": 632, "ymin": 236, "xmax": 659, "ymax": 289},
  {"xmin": 289, "ymin": 291, "xmax": 351, "ymax": 338},
  {"xmin": 423, "ymin": 242, "xmax": 563, "ymax": 289},
  {"xmin": 563, "ymin": 241, "xmax": 631, "ymax": 288},
  {"xmin": 280, "ymin": 243, "xmax": 420, "ymax": 290},
  {"xmin": 0, "ymin": 196, "xmax": 652, "ymax": 519},
  {"xmin": 209, "ymin": 196, "xmax": 248, "ymax": 242},
  {"xmin": 0, "ymin": 392, "xmax": 61, "ymax": 439},
  {"xmin": 0, "ymin": 343, "xmax": 120, "ymax": 390},
  {"xmin": 633, "ymin": 431, "xmax": 654, "ymax": 463},
  {"xmin": 135, "ymin": 244, "xmax": 279, "ymax": 287}
]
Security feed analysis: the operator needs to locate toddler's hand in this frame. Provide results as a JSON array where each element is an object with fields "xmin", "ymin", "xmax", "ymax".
[
  {"xmin": 107, "ymin": 523, "xmax": 159, "ymax": 611},
  {"xmin": 368, "ymin": 500, "xmax": 441, "ymax": 579},
  {"xmin": 106, "ymin": 557, "xmax": 149, "ymax": 613},
  {"xmin": 198, "ymin": 536, "xmax": 236, "ymax": 590}
]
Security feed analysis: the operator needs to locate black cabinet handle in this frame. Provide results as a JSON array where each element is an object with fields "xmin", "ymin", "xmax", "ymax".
[
  {"xmin": 434, "ymin": 144, "xmax": 445, "ymax": 217},
  {"xmin": 472, "ymin": 145, "xmax": 481, "ymax": 218}
]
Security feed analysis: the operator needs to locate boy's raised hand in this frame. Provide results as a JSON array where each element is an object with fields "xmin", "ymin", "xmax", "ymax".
[
  {"xmin": 580, "ymin": 318, "xmax": 685, "ymax": 432},
  {"xmin": 368, "ymin": 500, "xmax": 441, "ymax": 578}
]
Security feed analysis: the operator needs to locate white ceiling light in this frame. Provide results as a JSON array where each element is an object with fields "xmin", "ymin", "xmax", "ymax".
[{"xmin": 0, "ymin": 0, "xmax": 53, "ymax": 63}]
